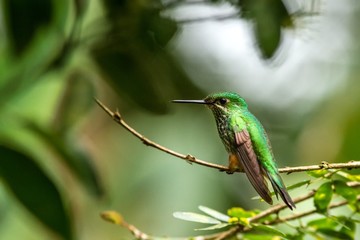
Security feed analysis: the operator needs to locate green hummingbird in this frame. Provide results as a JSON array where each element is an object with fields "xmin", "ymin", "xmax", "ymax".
[{"xmin": 173, "ymin": 92, "xmax": 295, "ymax": 210}]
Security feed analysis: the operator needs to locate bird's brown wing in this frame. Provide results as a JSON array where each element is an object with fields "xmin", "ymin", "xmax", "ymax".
[{"xmin": 234, "ymin": 129, "xmax": 272, "ymax": 204}]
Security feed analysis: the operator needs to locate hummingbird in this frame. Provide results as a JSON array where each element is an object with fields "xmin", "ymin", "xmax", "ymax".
[{"xmin": 173, "ymin": 92, "xmax": 295, "ymax": 210}]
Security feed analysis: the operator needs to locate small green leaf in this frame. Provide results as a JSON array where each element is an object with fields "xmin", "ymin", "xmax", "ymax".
[
  {"xmin": 0, "ymin": 145, "xmax": 72, "ymax": 240},
  {"xmin": 334, "ymin": 171, "xmax": 360, "ymax": 182},
  {"xmin": 100, "ymin": 211, "xmax": 124, "ymax": 225},
  {"xmin": 314, "ymin": 182, "xmax": 333, "ymax": 213},
  {"xmin": 242, "ymin": 233, "xmax": 284, "ymax": 240},
  {"xmin": 307, "ymin": 216, "xmax": 354, "ymax": 239},
  {"xmin": 198, "ymin": 205, "xmax": 230, "ymax": 222},
  {"xmin": 287, "ymin": 180, "xmax": 312, "ymax": 191},
  {"xmin": 251, "ymin": 224, "xmax": 286, "ymax": 237},
  {"xmin": 351, "ymin": 218, "xmax": 360, "ymax": 224},
  {"xmin": 255, "ymin": 214, "xmax": 277, "ymax": 224},
  {"xmin": 333, "ymin": 180, "xmax": 358, "ymax": 204},
  {"xmin": 238, "ymin": 217, "xmax": 251, "ymax": 227},
  {"xmin": 307, "ymin": 217, "xmax": 339, "ymax": 229},
  {"xmin": 283, "ymin": 232, "xmax": 305, "ymax": 240},
  {"xmin": 307, "ymin": 169, "xmax": 328, "ymax": 178},
  {"xmin": 173, "ymin": 212, "xmax": 221, "ymax": 224},
  {"xmin": 228, "ymin": 207, "xmax": 257, "ymax": 219},
  {"xmin": 339, "ymin": 219, "xmax": 356, "ymax": 239},
  {"xmin": 317, "ymin": 229, "xmax": 353, "ymax": 240},
  {"xmin": 195, "ymin": 223, "xmax": 230, "ymax": 231}
]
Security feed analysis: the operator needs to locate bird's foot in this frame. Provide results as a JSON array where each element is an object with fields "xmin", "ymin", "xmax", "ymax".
[
  {"xmin": 219, "ymin": 166, "xmax": 238, "ymax": 174},
  {"xmin": 226, "ymin": 154, "xmax": 242, "ymax": 174},
  {"xmin": 226, "ymin": 169, "xmax": 237, "ymax": 174}
]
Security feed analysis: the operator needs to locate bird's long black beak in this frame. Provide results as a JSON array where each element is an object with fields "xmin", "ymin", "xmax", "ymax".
[{"xmin": 172, "ymin": 99, "xmax": 207, "ymax": 104}]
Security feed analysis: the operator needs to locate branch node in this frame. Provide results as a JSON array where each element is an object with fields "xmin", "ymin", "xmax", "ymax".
[
  {"xmin": 142, "ymin": 138, "xmax": 150, "ymax": 146},
  {"xmin": 114, "ymin": 110, "xmax": 122, "ymax": 121},
  {"xmin": 320, "ymin": 161, "xmax": 330, "ymax": 169},
  {"xmin": 347, "ymin": 160, "xmax": 355, "ymax": 170},
  {"xmin": 185, "ymin": 154, "xmax": 195, "ymax": 164}
]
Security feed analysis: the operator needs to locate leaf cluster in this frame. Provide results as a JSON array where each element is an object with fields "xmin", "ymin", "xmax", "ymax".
[{"xmin": 171, "ymin": 169, "xmax": 360, "ymax": 240}]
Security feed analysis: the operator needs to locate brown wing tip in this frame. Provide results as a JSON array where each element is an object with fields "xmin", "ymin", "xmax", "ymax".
[{"xmin": 262, "ymin": 194, "xmax": 273, "ymax": 205}]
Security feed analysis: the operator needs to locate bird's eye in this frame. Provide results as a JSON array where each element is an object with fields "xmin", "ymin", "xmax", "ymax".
[{"xmin": 219, "ymin": 98, "xmax": 227, "ymax": 105}]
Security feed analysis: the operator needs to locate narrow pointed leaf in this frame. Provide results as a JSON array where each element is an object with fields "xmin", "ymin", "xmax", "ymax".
[
  {"xmin": 352, "ymin": 219, "xmax": 360, "ymax": 224},
  {"xmin": 339, "ymin": 219, "xmax": 356, "ymax": 239},
  {"xmin": 307, "ymin": 217, "xmax": 339, "ymax": 229},
  {"xmin": 251, "ymin": 224, "xmax": 286, "ymax": 237},
  {"xmin": 0, "ymin": 145, "xmax": 72, "ymax": 239},
  {"xmin": 317, "ymin": 229, "xmax": 353, "ymax": 240},
  {"xmin": 198, "ymin": 205, "xmax": 230, "ymax": 222},
  {"xmin": 333, "ymin": 180, "xmax": 359, "ymax": 204},
  {"xmin": 173, "ymin": 212, "xmax": 221, "ymax": 224},
  {"xmin": 195, "ymin": 223, "xmax": 230, "ymax": 231},
  {"xmin": 228, "ymin": 207, "xmax": 257, "ymax": 219},
  {"xmin": 314, "ymin": 182, "xmax": 333, "ymax": 213},
  {"xmin": 335, "ymin": 171, "xmax": 360, "ymax": 182},
  {"xmin": 307, "ymin": 169, "xmax": 328, "ymax": 178},
  {"xmin": 287, "ymin": 180, "xmax": 312, "ymax": 191},
  {"xmin": 243, "ymin": 233, "xmax": 286, "ymax": 240}
]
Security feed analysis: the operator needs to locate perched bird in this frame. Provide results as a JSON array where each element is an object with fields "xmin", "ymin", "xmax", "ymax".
[{"xmin": 173, "ymin": 92, "xmax": 295, "ymax": 210}]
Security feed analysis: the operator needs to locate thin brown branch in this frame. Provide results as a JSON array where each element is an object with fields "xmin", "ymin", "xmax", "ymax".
[
  {"xmin": 95, "ymin": 99, "xmax": 229, "ymax": 171},
  {"xmin": 266, "ymin": 194, "xmax": 360, "ymax": 225},
  {"xmin": 249, "ymin": 189, "xmax": 317, "ymax": 223},
  {"xmin": 101, "ymin": 211, "xmax": 152, "ymax": 240},
  {"xmin": 95, "ymin": 99, "xmax": 360, "ymax": 175},
  {"xmin": 213, "ymin": 226, "xmax": 241, "ymax": 240},
  {"xmin": 232, "ymin": 182, "xmax": 360, "ymax": 238},
  {"xmin": 250, "ymin": 181, "xmax": 360, "ymax": 224},
  {"xmin": 279, "ymin": 161, "xmax": 360, "ymax": 173}
]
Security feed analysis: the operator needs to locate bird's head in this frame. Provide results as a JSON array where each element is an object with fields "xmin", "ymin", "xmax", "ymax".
[{"xmin": 172, "ymin": 92, "xmax": 248, "ymax": 115}]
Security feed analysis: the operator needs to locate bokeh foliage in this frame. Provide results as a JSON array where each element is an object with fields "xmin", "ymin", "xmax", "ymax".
[
  {"xmin": 102, "ymin": 169, "xmax": 360, "ymax": 239},
  {"xmin": 170, "ymin": 169, "xmax": 360, "ymax": 239}
]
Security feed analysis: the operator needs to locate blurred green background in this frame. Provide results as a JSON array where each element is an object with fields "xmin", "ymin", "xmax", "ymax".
[{"xmin": 0, "ymin": 0, "xmax": 360, "ymax": 239}]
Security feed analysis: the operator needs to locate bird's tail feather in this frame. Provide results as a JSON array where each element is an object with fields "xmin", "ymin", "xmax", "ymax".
[{"xmin": 266, "ymin": 171, "xmax": 296, "ymax": 210}]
